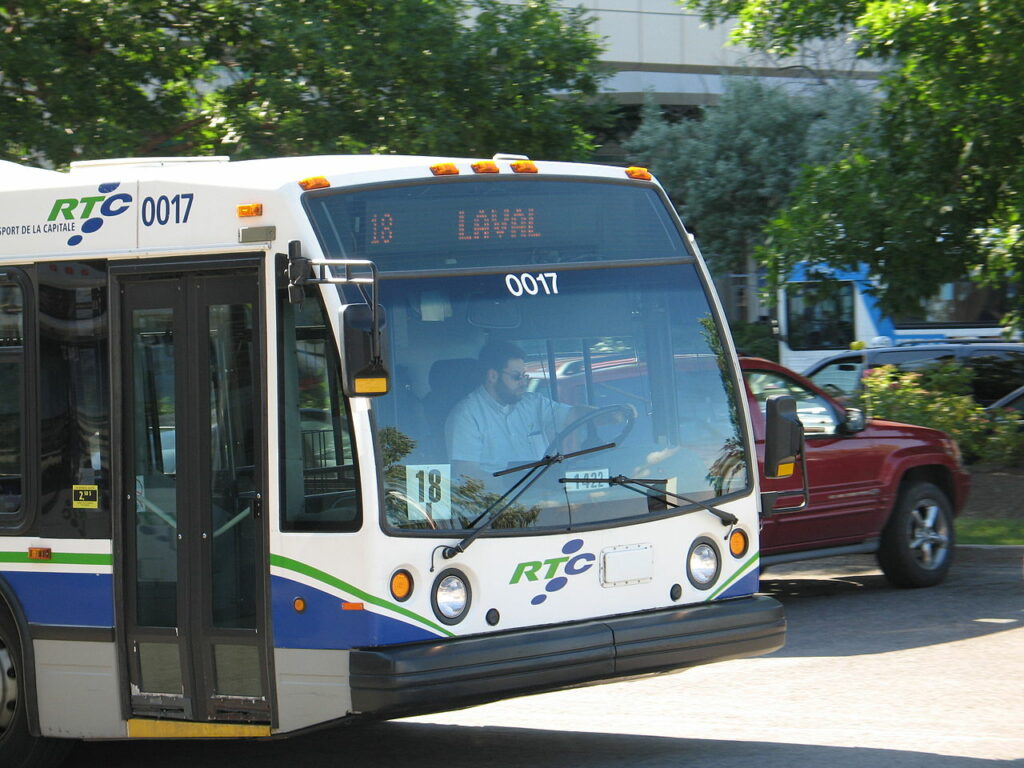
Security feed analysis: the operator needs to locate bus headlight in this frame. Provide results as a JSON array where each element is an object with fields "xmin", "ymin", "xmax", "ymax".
[
  {"xmin": 687, "ymin": 538, "xmax": 721, "ymax": 590},
  {"xmin": 432, "ymin": 569, "xmax": 471, "ymax": 624}
]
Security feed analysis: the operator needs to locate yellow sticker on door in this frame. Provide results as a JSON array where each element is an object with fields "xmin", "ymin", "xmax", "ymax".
[{"xmin": 73, "ymin": 484, "xmax": 99, "ymax": 509}]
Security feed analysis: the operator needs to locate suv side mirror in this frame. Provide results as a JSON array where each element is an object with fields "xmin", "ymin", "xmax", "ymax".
[
  {"xmin": 764, "ymin": 395, "xmax": 805, "ymax": 479},
  {"xmin": 841, "ymin": 407, "xmax": 866, "ymax": 434}
]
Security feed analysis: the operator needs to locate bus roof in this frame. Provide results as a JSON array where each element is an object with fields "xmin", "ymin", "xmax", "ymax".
[
  {"xmin": 2, "ymin": 154, "xmax": 640, "ymax": 193},
  {"xmin": 0, "ymin": 155, "xmax": 656, "ymax": 262},
  {"xmin": 0, "ymin": 159, "xmax": 64, "ymax": 186}
]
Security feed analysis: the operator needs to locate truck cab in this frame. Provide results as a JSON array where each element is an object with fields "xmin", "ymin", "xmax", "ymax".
[{"xmin": 740, "ymin": 357, "xmax": 970, "ymax": 587}]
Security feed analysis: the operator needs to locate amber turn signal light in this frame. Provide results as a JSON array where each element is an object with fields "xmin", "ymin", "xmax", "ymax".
[
  {"xmin": 390, "ymin": 569, "xmax": 413, "ymax": 602},
  {"xmin": 728, "ymin": 529, "xmax": 749, "ymax": 558}
]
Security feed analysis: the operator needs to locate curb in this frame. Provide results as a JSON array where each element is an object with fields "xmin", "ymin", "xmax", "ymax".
[{"xmin": 955, "ymin": 544, "xmax": 1024, "ymax": 563}]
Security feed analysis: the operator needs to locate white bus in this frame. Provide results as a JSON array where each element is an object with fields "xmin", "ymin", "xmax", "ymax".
[
  {"xmin": 778, "ymin": 264, "xmax": 1009, "ymax": 372},
  {"xmin": 0, "ymin": 154, "xmax": 800, "ymax": 765}
]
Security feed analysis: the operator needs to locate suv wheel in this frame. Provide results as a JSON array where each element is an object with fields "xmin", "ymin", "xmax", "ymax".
[{"xmin": 877, "ymin": 481, "xmax": 954, "ymax": 588}]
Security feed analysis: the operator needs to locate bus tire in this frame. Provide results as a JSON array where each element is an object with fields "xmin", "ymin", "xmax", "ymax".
[
  {"xmin": 877, "ymin": 481, "xmax": 954, "ymax": 588},
  {"xmin": 0, "ymin": 609, "xmax": 74, "ymax": 768}
]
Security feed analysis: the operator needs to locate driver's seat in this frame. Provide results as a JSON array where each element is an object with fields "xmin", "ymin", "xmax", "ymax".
[{"xmin": 421, "ymin": 358, "xmax": 480, "ymax": 455}]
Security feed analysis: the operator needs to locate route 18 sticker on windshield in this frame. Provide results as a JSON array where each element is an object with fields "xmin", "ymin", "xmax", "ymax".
[{"xmin": 405, "ymin": 464, "xmax": 452, "ymax": 523}]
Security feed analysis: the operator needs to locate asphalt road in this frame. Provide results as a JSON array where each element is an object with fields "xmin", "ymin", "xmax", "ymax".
[{"xmin": 74, "ymin": 547, "xmax": 1024, "ymax": 767}]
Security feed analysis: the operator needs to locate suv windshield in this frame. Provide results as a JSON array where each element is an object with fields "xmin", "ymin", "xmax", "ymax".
[{"xmin": 371, "ymin": 261, "xmax": 749, "ymax": 533}]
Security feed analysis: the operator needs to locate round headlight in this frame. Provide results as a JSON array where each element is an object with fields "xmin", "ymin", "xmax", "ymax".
[
  {"xmin": 687, "ymin": 538, "xmax": 721, "ymax": 589},
  {"xmin": 432, "ymin": 569, "xmax": 471, "ymax": 624}
]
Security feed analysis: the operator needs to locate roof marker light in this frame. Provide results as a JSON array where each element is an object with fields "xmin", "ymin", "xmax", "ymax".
[
  {"xmin": 472, "ymin": 161, "xmax": 500, "ymax": 174},
  {"xmin": 299, "ymin": 176, "xmax": 330, "ymax": 191},
  {"xmin": 625, "ymin": 166, "xmax": 652, "ymax": 180},
  {"xmin": 510, "ymin": 160, "xmax": 538, "ymax": 174},
  {"xmin": 431, "ymin": 163, "xmax": 460, "ymax": 176}
]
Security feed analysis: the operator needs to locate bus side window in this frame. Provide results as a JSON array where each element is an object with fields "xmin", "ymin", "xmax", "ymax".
[
  {"xmin": 280, "ymin": 289, "xmax": 361, "ymax": 532},
  {"xmin": 0, "ymin": 279, "xmax": 23, "ymax": 520}
]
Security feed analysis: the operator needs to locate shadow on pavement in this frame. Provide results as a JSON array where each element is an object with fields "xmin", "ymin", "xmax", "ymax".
[
  {"xmin": 70, "ymin": 721, "xmax": 1020, "ymax": 767},
  {"xmin": 759, "ymin": 549, "xmax": 1023, "ymax": 657}
]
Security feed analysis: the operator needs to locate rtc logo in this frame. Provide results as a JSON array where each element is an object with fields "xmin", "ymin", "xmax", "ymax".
[
  {"xmin": 48, "ymin": 182, "xmax": 133, "ymax": 246},
  {"xmin": 509, "ymin": 538, "xmax": 595, "ymax": 606}
]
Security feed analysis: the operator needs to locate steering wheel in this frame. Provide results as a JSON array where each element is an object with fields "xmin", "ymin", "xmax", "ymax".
[{"xmin": 545, "ymin": 404, "xmax": 636, "ymax": 455}]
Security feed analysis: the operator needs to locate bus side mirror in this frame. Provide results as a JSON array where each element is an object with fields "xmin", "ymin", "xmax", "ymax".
[
  {"xmin": 340, "ymin": 303, "xmax": 390, "ymax": 397},
  {"xmin": 764, "ymin": 395, "xmax": 804, "ymax": 479}
]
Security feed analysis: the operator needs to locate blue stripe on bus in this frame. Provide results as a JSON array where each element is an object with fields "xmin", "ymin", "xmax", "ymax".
[
  {"xmin": 714, "ymin": 569, "xmax": 759, "ymax": 601},
  {"xmin": 1, "ymin": 571, "xmax": 114, "ymax": 627},
  {"xmin": 270, "ymin": 575, "xmax": 441, "ymax": 649}
]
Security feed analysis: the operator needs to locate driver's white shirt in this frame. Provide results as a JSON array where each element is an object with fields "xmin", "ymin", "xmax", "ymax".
[{"xmin": 445, "ymin": 386, "xmax": 574, "ymax": 475}]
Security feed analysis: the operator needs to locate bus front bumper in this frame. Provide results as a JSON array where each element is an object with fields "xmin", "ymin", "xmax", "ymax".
[{"xmin": 348, "ymin": 595, "xmax": 784, "ymax": 718}]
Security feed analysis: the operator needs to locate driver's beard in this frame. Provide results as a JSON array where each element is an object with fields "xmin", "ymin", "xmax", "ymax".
[{"xmin": 496, "ymin": 381, "xmax": 525, "ymax": 405}]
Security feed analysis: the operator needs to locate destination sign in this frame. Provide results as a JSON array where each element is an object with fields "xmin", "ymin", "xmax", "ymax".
[{"xmin": 305, "ymin": 179, "xmax": 687, "ymax": 271}]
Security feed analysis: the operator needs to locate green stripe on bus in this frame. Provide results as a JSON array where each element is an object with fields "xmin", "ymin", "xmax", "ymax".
[
  {"xmin": 0, "ymin": 551, "xmax": 113, "ymax": 566},
  {"xmin": 706, "ymin": 551, "xmax": 760, "ymax": 601},
  {"xmin": 269, "ymin": 554, "xmax": 454, "ymax": 638}
]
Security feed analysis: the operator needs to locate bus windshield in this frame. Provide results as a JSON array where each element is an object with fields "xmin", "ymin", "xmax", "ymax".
[
  {"xmin": 305, "ymin": 178, "xmax": 749, "ymax": 533},
  {"xmin": 370, "ymin": 261, "xmax": 749, "ymax": 533}
]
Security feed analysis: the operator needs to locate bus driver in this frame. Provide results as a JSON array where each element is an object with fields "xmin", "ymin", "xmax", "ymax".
[
  {"xmin": 445, "ymin": 341, "xmax": 635, "ymax": 482},
  {"xmin": 445, "ymin": 341, "xmax": 577, "ymax": 480}
]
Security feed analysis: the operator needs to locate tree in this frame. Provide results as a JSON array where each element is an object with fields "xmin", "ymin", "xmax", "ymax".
[
  {"xmin": 623, "ymin": 77, "xmax": 870, "ymax": 275},
  {"xmin": 680, "ymin": 0, "xmax": 1024, "ymax": 329},
  {"xmin": 0, "ymin": 0, "xmax": 611, "ymax": 167}
]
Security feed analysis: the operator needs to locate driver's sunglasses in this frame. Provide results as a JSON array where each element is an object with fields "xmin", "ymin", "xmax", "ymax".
[{"xmin": 502, "ymin": 369, "xmax": 530, "ymax": 383}]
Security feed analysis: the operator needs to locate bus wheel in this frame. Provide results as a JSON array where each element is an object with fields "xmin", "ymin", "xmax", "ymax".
[
  {"xmin": 0, "ymin": 610, "xmax": 73, "ymax": 768},
  {"xmin": 877, "ymin": 481, "xmax": 954, "ymax": 588}
]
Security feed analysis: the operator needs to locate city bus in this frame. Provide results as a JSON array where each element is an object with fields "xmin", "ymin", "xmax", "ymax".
[
  {"xmin": 0, "ymin": 154, "xmax": 799, "ymax": 766},
  {"xmin": 777, "ymin": 264, "xmax": 1010, "ymax": 372}
]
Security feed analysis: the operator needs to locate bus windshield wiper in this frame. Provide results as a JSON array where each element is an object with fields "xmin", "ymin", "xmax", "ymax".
[
  {"xmin": 441, "ymin": 442, "xmax": 616, "ymax": 560},
  {"xmin": 558, "ymin": 475, "xmax": 738, "ymax": 526}
]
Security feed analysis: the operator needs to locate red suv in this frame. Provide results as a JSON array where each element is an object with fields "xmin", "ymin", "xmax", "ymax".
[{"xmin": 741, "ymin": 357, "xmax": 971, "ymax": 587}]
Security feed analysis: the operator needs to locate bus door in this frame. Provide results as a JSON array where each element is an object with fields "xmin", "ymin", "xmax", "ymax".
[{"xmin": 118, "ymin": 269, "xmax": 269, "ymax": 722}]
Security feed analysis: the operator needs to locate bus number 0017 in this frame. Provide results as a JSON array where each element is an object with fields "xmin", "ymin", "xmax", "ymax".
[
  {"xmin": 505, "ymin": 272, "xmax": 559, "ymax": 297},
  {"xmin": 141, "ymin": 193, "xmax": 194, "ymax": 227}
]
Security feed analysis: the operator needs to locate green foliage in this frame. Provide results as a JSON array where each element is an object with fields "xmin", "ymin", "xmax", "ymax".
[
  {"xmin": 730, "ymin": 321, "xmax": 778, "ymax": 360},
  {"xmin": 681, "ymin": 0, "xmax": 868, "ymax": 57},
  {"xmin": 956, "ymin": 518, "xmax": 1024, "ymax": 546},
  {"xmin": 623, "ymin": 78, "xmax": 871, "ymax": 275},
  {"xmin": 913, "ymin": 363, "xmax": 973, "ymax": 398},
  {"xmin": 861, "ymin": 364, "xmax": 1024, "ymax": 466},
  {"xmin": 0, "ymin": 0, "xmax": 611, "ymax": 166},
  {"xmin": 682, "ymin": 0, "xmax": 1024, "ymax": 331}
]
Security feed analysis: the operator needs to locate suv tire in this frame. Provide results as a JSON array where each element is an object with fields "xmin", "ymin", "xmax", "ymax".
[{"xmin": 877, "ymin": 481, "xmax": 954, "ymax": 588}]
